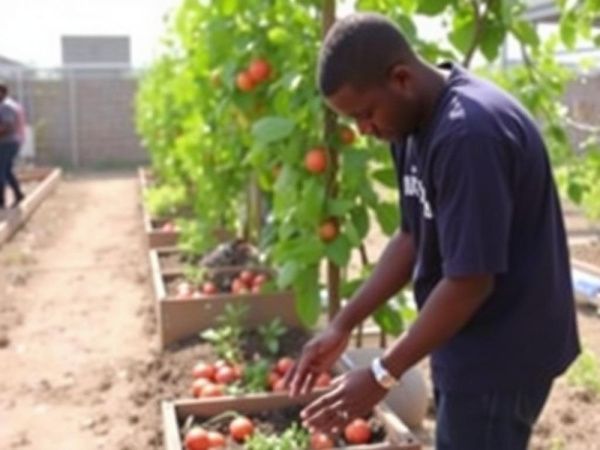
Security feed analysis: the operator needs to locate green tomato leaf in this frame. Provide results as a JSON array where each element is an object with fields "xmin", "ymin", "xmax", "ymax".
[
  {"xmin": 512, "ymin": 20, "xmax": 540, "ymax": 47},
  {"xmin": 480, "ymin": 20, "xmax": 506, "ymax": 62},
  {"xmin": 374, "ymin": 202, "xmax": 399, "ymax": 236},
  {"xmin": 568, "ymin": 181, "xmax": 584, "ymax": 204},
  {"xmin": 278, "ymin": 260, "xmax": 303, "ymax": 289},
  {"xmin": 560, "ymin": 10, "xmax": 578, "ymax": 49},
  {"xmin": 372, "ymin": 168, "xmax": 398, "ymax": 188},
  {"xmin": 252, "ymin": 117, "xmax": 295, "ymax": 145},
  {"xmin": 350, "ymin": 206, "xmax": 370, "ymax": 239},
  {"xmin": 326, "ymin": 198, "xmax": 355, "ymax": 217},
  {"xmin": 417, "ymin": 0, "xmax": 450, "ymax": 16},
  {"xmin": 373, "ymin": 304, "xmax": 404, "ymax": 336},
  {"xmin": 449, "ymin": 14, "xmax": 476, "ymax": 55},
  {"xmin": 341, "ymin": 278, "xmax": 364, "ymax": 299},
  {"xmin": 325, "ymin": 234, "xmax": 352, "ymax": 267},
  {"xmin": 293, "ymin": 265, "xmax": 321, "ymax": 327}
]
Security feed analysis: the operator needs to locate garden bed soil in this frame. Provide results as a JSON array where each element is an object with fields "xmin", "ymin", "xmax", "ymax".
[{"xmin": 163, "ymin": 392, "xmax": 420, "ymax": 450}]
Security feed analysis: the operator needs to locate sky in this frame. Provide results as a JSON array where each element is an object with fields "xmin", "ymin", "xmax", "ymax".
[
  {"xmin": 0, "ymin": 0, "xmax": 180, "ymax": 67},
  {"xmin": 1, "ymin": 1, "xmax": 596, "ymax": 70},
  {"xmin": 0, "ymin": 0, "xmax": 443, "ymax": 69}
]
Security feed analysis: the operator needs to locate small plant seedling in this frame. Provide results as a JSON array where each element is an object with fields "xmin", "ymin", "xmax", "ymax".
[{"xmin": 258, "ymin": 318, "xmax": 287, "ymax": 356}]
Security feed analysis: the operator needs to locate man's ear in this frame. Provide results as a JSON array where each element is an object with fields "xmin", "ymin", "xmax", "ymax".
[{"xmin": 387, "ymin": 64, "xmax": 412, "ymax": 93}]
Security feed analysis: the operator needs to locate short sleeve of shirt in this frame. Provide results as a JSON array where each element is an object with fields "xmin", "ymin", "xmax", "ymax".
[
  {"xmin": 0, "ymin": 105, "xmax": 16, "ymax": 128},
  {"xmin": 433, "ymin": 133, "xmax": 512, "ymax": 277}
]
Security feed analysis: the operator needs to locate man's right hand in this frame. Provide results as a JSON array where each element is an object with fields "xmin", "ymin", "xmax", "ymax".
[{"xmin": 285, "ymin": 325, "xmax": 351, "ymax": 397}]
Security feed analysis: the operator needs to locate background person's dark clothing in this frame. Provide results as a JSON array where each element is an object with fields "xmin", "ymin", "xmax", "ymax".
[
  {"xmin": 0, "ymin": 141, "xmax": 24, "ymax": 208},
  {"xmin": 0, "ymin": 102, "xmax": 24, "ymax": 208}
]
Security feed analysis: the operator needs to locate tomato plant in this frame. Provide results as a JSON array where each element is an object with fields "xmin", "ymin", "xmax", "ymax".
[{"xmin": 137, "ymin": 0, "xmax": 600, "ymax": 332}]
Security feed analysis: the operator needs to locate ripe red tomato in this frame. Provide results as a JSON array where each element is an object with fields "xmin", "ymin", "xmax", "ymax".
[
  {"xmin": 202, "ymin": 281, "xmax": 218, "ymax": 295},
  {"xmin": 253, "ymin": 274, "xmax": 268, "ymax": 286},
  {"xmin": 344, "ymin": 418, "xmax": 371, "ymax": 445},
  {"xmin": 185, "ymin": 426, "xmax": 210, "ymax": 450},
  {"xmin": 215, "ymin": 366, "xmax": 237, "ymax": 385},
  {"xmin": 201, "ymin": 383, "xmax": 225, "ymax": 398},
  {"xmin": 192, "ymin": 378, "xmax": 210, "ymax": 397},
  {"xmin": 310, "ymin": 431, "xmax": 334, "ymax": 449},
  {"xmin": 239, "ymin": 270, "xmax": 255, "ymax": 285},
  {"xmin": 231, "ymin": 278, "xmax": 248, "ymax": 294},
  {"xmin": 267, "ymin": 371, "xmax": 281, "ymax": 389},
  {"xmin": 236, "ymin": 71, "xmax": 255, "ymax": 92},
  {"xmin": 318, "ymin": 220, "xmax": 338, "ymax": 242},
  {"xmin": 229, "ymin": 416, "xmax": 254, "ymax": 442},
  {"xmin": 272, "ymin": 378, "xmax": 287, "ymax": 392},
  {"xmin": 248, "ymin": 58, "xmax": 272, "ymax": 83},
  {"xmin": 192, "ymin": 362, "xmax": 215, "ymax": 380},
  {"xmin": 207, "ymin": 430, "xmax": 226, "ymax": 448},
  {"xmin": 276, "ymin": 357, "xmax": 295, "ymax": 376},
  {"xmin": 304, "ymin": 148, "xmax": 328, "ymax": 173}
]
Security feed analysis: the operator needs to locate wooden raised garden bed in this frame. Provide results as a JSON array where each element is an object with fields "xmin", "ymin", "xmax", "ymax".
[
  {"xmin": 162, "ymin": 384, "xmax": 421, "ymax": 450},
  {"xmin": 150, "ymin": 248, "xmax": 302, "ymax": 348},
  {"xmin": 138, "ymin": 167, "xmax": 180, "ymax": 249},
  {"xmin": 0, "ymin": 167, "xmax": 62, "ymax": 246}
]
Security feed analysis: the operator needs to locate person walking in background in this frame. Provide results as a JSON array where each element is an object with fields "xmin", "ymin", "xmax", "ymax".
[{"xmin": 0, "ymin": 83, "xmax": 25, "ymax": 209}]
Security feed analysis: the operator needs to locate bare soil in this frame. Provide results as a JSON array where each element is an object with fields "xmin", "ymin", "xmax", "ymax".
[{"xmin": 1, "ymin": 172, "xmax": 599, "ymax": 450}]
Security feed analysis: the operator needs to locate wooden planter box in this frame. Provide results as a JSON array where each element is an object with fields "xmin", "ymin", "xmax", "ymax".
[
  {"xmin": 138, "ymin": 167, "xmax": 180, "ymax": 249},
  {"xmin": 162, "ymin": 389, "xmax": 421, "ymax": 450},
  {"xmin": 150, "ymin": 249, "xmax": 302, "ymax": 348},
  {"xmin": 0, "ymin": 167, "xmax": 62, "ymax": 247}
]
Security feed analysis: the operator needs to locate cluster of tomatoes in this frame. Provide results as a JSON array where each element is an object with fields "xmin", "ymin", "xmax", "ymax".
[
  {"xmin": 184, "ymin": 414, "xmax": 254, "ymax": 450},
  {"xmin": 236, "ymin": 58, "xmax": 272, "ymax": 92},
  {"xmin": 265, "ymin": 356, "xmax": 331, "ymax": 392},
  {"xmin": 185, "ymin": 415, "xmax": 373, "ymax": 449},
  {"xmin": 191, "ymin": 359, "xmax": 243, "ymax": 398},
  {"xmin": 175, "ymin": 269, "xmax": 269, "ymax": 299}
]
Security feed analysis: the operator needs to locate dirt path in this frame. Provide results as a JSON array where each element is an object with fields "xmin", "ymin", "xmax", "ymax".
[
  {"xmin": 0, "ymin": 173, "xmax": 158, "ymax": 450},
  {"xmin": 1, "ymin": 172, "xmax": 599, "ymax": 450}
]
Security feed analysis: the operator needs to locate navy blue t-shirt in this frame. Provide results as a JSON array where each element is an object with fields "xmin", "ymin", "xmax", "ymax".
[{"xmin": 391, "ymin": 63, "xmax": 580, "ymax": 393}]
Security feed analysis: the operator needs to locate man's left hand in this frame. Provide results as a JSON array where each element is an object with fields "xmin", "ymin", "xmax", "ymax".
[{"xmin": 300, "ymin": 367, "xmax": 388, "ymax": 433}]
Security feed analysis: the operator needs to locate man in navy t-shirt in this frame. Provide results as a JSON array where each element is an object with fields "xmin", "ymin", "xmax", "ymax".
[{"xmin": 286, "ymin": 12, "xmax": 580, "ymax": 449}]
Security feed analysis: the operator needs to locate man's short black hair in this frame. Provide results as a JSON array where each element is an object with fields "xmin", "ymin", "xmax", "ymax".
[
  {"xmin": 317, "ymin": 12, "xmax": 416, "ymax": 97},
  {"xmin": 0, "ymin": 83, "xmax": 7, "ymax": 96}
]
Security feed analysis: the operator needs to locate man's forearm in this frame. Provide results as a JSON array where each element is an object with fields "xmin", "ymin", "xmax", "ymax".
[
  {"xmin": 332, "ymin": 230, "xmax": 416, "ymax": 332},
  {"xmin": 381, "ymin": 275, "xmax": 493, "ymax": 379}
]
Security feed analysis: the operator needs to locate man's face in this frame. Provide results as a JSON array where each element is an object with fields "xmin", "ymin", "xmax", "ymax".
[{"xmin": 325, "ymin": 65, "xmax": 419, "ymax": 143}]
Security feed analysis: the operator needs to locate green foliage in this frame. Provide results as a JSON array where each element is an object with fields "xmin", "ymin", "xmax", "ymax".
[
  {"xmin": 200, "ymin": 304, "xmax": 248, "ymax": 363},
  {"xmin": 240, "ymin": 359, "xmax": 271, "ymax": 393},
  {"xmin": 137, "ymin": 0, "xmax": 600, "ymax": 331},
  {"xmin": 258, "ymin": 318, "xmax": 287, "ymax": 356},
  {"xmin": 144, "ymin": 183, "xmax": 188, "ymax": 219},
  {"xmin": 566, "ymin": 348, "xmax": 600, "ymax": 395},
  {"xmin": 245, "ymin": 422, "xmax": 310, "ymax": 450}
]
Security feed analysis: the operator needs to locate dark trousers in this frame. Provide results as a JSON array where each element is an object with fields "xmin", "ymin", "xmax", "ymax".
[
  {"xmin": 0, "ymin": 141, "xmax": 23, "ymax": 208},
  {"xmin": 434, "ymin": 381, "xmax": 553, "ymax": 450}
]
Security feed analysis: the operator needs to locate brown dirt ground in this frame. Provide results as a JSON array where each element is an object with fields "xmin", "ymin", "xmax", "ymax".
[{"xmin": 0, "ymin": 172, "xmax": 599, "ymax": 450}]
